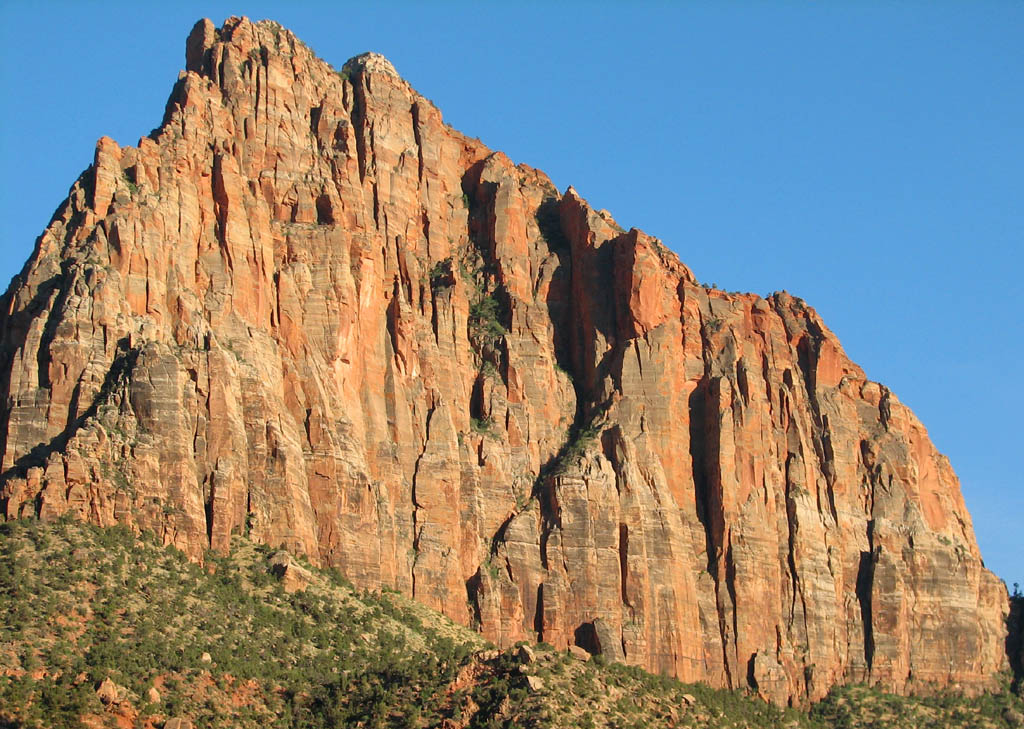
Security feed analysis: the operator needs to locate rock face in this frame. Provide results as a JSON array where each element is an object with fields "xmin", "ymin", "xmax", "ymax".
[{"xmin": 0, "ymin": 17, "xmax": 1008, "ymax": 704}]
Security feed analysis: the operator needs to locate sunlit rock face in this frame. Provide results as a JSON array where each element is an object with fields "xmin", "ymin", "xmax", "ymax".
[{"xmin": 0, "ymin": 16, "xmax": 1008, "ymax": 704}]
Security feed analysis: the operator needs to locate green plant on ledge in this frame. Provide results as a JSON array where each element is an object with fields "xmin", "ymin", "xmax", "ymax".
[
  {"xmin": 470, "ymin": 416, "xmax": 493, "ymax": 436},
  {"xmin": 428, "ymin": 257, "xmax": 454, "ymax": 292},
  {"xmin": 480, "ymin": 360, "xmax": 498, "ymax": 379},
  {"xmin": 122, "ymin": 170, "xmax": 139, "ymax": 195},
  {"xmin": 469, "ymin": 293, "xmax": 507, "ymax": 343}
]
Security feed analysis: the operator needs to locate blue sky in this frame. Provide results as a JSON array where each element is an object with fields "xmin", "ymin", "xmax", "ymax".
[{"xmin": 1, "ymin": 2, "xmax": 1021, "ymax": 590}]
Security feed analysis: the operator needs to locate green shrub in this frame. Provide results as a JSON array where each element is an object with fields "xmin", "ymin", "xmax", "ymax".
[
  {"xmin": 469, "ymin": 293, "xmax": 506, "ymax": 343},
  {"xmin": 429, "ymin": 257, "xmax": 455, "ymax": 291},
  {"xmin": 470, "ymin": 416, "xmax": 494, "ymax": 437}
]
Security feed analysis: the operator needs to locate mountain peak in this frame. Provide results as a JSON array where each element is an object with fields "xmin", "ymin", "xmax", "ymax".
[
  {"xmin": 343, "ymin": 51, "xmax": 402, "ymax": 79},
  {"xmin": 0, "ymin": 18, "xmax": 1009, "ymax": 707},
  {"xmin": 185, "ymin": 17, "xmax": 402, "ymax": 82}
]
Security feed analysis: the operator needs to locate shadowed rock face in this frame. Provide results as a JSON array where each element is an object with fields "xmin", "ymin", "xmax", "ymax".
[{"xmin": 0, "ymin": 16, "xmax": 1008, "ymax": 704}]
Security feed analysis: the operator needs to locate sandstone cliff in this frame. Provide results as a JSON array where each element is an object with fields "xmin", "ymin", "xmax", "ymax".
[{"xmin": 0, "ymin": 17, "xmax": 1008, "ymax": 704}]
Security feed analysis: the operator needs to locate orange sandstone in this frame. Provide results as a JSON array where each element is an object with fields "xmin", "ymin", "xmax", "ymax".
[{"xmin": 0, "ymin": 17, "xmax": 1007, "ymax": 704}]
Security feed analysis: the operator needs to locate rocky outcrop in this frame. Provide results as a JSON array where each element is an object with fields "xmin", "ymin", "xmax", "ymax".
[
  {"xmin": 268, "ymin": 550, "xmax": 314, "ymax": 593},
  {"xmin": 0, "ymin": 17, "xmax": 1008, "ymax": 704}
]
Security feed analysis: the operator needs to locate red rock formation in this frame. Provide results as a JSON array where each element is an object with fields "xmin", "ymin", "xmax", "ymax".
[{"xmin": 0, "ymin": 17, "xmax": 1008, "ymax": 704}]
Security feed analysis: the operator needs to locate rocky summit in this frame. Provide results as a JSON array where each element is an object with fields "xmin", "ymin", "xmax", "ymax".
[{"xmin": 0, "ymin": 17, "xmax": 1009, "ymax": 705}]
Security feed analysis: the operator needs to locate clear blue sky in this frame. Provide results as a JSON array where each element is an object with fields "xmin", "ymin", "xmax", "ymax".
[{"xmin": 1, "ymin": 2, "xmax": 1020, "ymax": 591}]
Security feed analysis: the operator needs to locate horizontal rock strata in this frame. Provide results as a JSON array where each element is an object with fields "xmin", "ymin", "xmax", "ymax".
[{"xmin": 0, "ymin": 16, "xmax": 1008, "ymax": 704}]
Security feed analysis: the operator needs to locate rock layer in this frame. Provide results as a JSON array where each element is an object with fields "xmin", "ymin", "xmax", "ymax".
[{"xmin": 0, "ymin": 17, "xmax": 1008, "ymax": 704}]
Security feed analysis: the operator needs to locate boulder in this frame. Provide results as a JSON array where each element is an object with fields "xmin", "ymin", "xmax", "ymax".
[
  {"xmin": 517, "ymin": 644, "xmax": 536, "ymax": 664},
  {"xmin": 268, "ymin": 552, "xmax": 314, "ymax": 594},
  {"xmin": 569, "ymin": 645, "xmax": 591, "ymax": 662},
  {"xmin": 95, "ymin": 677, "xmax": 126, "ymax": 705}
]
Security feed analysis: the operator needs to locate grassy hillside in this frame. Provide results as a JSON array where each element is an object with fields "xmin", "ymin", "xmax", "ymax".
[{"xmin": 0, "ymin": 518, "xmax": 1020, "ymax": 728}]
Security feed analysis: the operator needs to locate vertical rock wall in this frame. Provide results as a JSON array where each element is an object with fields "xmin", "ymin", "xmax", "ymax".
[{"xmin": 0, "ymin": 17, "xmax": 1008, "ymax": 704}]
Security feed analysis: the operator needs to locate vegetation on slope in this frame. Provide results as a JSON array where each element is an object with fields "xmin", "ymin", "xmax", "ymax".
[{"xmin": 0, "ymin": 518, "xmax": 1020, "ymax": 729}]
